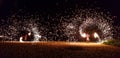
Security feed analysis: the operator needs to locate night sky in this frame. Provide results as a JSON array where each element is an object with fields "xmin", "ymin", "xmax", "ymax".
[
  {"xmin": 0, "ymin": 0, "xmax": 119, "ymax": 17},
  {"xmin": 0, "ymin": 0, "xmax": 119, "ymax": 27}
]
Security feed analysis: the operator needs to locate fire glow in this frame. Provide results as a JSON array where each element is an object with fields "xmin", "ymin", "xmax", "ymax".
[
  {"xmin": 94, "ymin": 32, "xmax": 99, "ymax": 38},
  {"xmin": 94, "ymin": 32, "xmax": 101, "ymax": 42},
  {"xmin": 0, "ymin": 8, "xmax": 113, "ymax": 42},
  {"xmin": 81, "ymin": 33, "xmax": 87, "ymax": 38},
  {"xmin": 19, "ymin": 37, "xmax": 23, "ymax": 42}
]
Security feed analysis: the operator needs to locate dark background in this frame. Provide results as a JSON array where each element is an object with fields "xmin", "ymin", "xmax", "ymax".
[
  {"xmin": 0, "ymin": 0, "xmax": 119, "ymax": 17},
  {"xmin": 0, "ymin": 0, "xmax": 120, "ymax": 24}
]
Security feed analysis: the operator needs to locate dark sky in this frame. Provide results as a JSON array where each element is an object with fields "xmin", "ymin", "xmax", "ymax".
[{"xmin": 0, "ymin": 0, "xmax": 119, "ymax": 19}]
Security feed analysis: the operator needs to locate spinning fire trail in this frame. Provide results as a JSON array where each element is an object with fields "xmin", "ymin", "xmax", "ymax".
[
  {"xmin": 63, "ymin": 9, "xmax": 113, "ymax": 42},
  {"xmin": 0, "ymin": 8, "xmax": 114, "ymax": 42},
  {"xmin": 0, "ymin": 1, "xmax": 120, "ymax": 58}
]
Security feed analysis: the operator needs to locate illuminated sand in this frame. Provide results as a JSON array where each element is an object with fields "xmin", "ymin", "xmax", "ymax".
[{"xmin": 0, "ymin": 41, "xmax": 120, "ymax": 58}]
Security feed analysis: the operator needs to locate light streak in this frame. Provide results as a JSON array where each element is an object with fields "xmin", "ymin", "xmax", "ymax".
[
  {"xmin": 19, "ymin": 37, "xmax": 23, "ymax": 42},
  {"xmin": 94, "ymin": 32, "xmax": 99, "ymax": 38},
  {"xmin": 94, "ymin": 32, "xmax": 101, "ymax": 42},
  {"xmin": 81, "ymin": 33, "xmax": 86, "ymax": 38}
]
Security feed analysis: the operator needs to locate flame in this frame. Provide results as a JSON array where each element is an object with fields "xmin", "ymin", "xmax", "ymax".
[
  {"xmin": 28, "ymin": 32, "xmax": 31, "ymax": 36},
  {"xmin": 19, "ymin": 37, "xmax": 23, "ymax": 42},
  {"xmin": 81, "ymin": 33, "xmax": 87, "ymax": 38},
  {"xmin": 79, "ymin": 29, "xmax": 86, "ymax": 38},
  {"xmin": 94, "ymin": 32, "xmax": 101, "ymax": 42},
  {"xmin": 94, "ymin": 32, "xmax": 99, "ymax": 38}
]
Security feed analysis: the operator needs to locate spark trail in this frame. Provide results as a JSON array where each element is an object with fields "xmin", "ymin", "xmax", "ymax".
[{"xmin": 0, "ymin": 9, "xmax": 114, "ymax": 42}]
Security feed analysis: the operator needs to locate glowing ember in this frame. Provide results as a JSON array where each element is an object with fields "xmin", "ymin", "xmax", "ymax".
[{"xmin": 28, "ymin": 32, "xmax": 31, "ymax": 36}]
